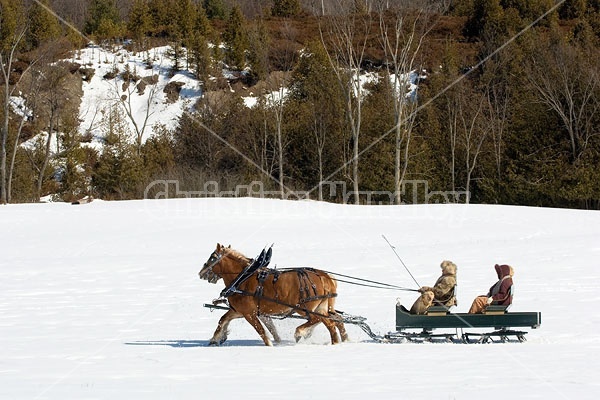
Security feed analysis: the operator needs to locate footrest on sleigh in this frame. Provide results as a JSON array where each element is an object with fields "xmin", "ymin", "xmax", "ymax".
[
  {"xmin": 384, "ymin": 330, "xmax": 456, "ymax": 343},
  {"xmin": 462, "ymin": 329, "xmax": 528, "ymax": 343}
]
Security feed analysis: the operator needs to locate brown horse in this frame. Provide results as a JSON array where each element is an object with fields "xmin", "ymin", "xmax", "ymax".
[{"xmin": 199, "ymin": 243, "xmax": 348, "ymax": 346}]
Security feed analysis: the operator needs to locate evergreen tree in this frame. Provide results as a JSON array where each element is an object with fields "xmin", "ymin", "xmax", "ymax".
[
  {"xmin": 465, "ymin": 0, "xmax": 505, "ymax": 38},
  {"xmin": 127, "ymin": 0, "xmax": 151, "ymax": 42},
  {"xmin": 288, "ymin": 41, "xmax": 345, "ymax": 199},
  {"xmin": 204, "ymin": 0, "xmax": 227, "ymax": 20},
  {"xmin": 247, "ymin": 19, "xmax": 270, "ymax": 82},
  {"xmin": 272, "ymin": 0, "xmax": 301, "ymax": 17},
  {"xmin": 559, "ymin": 0, "xmax": 588, "ymax": 19},
  {"xmin": 195, "ymin": 2, "xmax": 213, "ymax": 37},
  {"xmin": 223, "ymin": 5, "xmax": 247, "ymax": 70},
  {"xmin": 93, "ymin": 105, "xmax": 142, "ymax": 199},
  {"xmin": 57, "ymin": 126, "xmax": 89, "ymax": 202},
  {"xmin": 176, "ymin": 0, "xmax": 196, "ymax": 43},
  {"xmin": 189, "ymin": 32, "xmax": 211, "ymax": 81},
  {"xmin": 84, "ymin": 0, "xmax": 121, "ymax": 38},
  {"xmin": 27, "ymin": 0, "xmax": 61, "ymax": 49},
  {"xmin": 141, "ymin": 126, "xmax": 175, "ymax": 180},
  {"xmin": 451, "ymin": 0, "xmax": 475, "ymax": 16},
  {"xmin": 166, "ymin": 35, "xmax": 185, "ymax": 75}
]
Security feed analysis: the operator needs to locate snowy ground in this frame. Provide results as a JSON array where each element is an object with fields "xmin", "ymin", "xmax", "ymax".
[{"xmin": 1, "ymin": 198, "xmax": 599, "ymax": 399}]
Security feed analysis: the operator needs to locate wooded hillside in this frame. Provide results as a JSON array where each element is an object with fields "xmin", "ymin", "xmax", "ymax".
[{"xmin": 1, "ymin": 0, "xmax": 599, "ymax": 208}]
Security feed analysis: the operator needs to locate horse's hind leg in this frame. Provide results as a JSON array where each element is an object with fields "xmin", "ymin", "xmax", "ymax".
[
  {"xmin": 337, "ymin": 321, "xmax": 349, "ymax": 342},
  {"xmin": 210, "ymin": 309, "xmax": 242, "ymax": 345},
  {"xmin": 324, "ymin": 277, "xmax": 348, "ymax": 342},
  {"xmin": 321, "ymin": 317, "xmax": 341, "ymax": 345},
  {"xmin": 327, "ymin": 300, "xmax": 349, "ymax": 342},
  {"xmin": 330, "ymin": 311, "xmax": 349, "ymax": 342},
  {"xmin": 244, "ymin": 313, "xmax": 273, "ymax": 346},
  {"xmin": 260, "ymin": 316, "xmax": 281, "ymax": 343},
  {"xmin": 318, "ymin": 300, "xmax": 340, "ymax": 344},
  {"xmin": 294, "ymin": 317, "xmax": 320, "ymax": 342}
]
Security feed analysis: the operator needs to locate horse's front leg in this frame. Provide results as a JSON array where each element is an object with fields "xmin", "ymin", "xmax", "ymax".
[
  {"xmin": 260, "ymin": 315, "xmax": 281, "ymax": 343},
  {"xmin": 244, "ymin": 313, "xmax": 273, "ymax": 346},
  {"xmin": 210, "ymin": 309, "xmax": 242, "ymax": 345}
]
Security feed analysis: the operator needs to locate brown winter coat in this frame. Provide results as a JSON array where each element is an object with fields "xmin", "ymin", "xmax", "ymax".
[{"xmin": 419, "ymin": 260, "xmax": 457, "ymax": 308}]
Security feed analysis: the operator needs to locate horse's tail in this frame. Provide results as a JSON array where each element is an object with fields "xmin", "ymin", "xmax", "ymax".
[
  {"xmin": 311, "ymin": 269, "xmax": 338, "ymax": 314},
  {"xmin": 315, "ymin": 270, "xmax": 349, "ymax": 341}
]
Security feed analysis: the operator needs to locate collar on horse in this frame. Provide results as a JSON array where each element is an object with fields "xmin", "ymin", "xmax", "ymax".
[{"xmin": 220, "ymin": 246, "xmax": 273, "ymax": 298}]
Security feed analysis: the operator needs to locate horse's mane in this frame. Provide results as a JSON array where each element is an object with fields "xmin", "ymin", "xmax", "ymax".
[{"xmin": 225, "ymin": 247, "xmax": 252, "ymax": 264}]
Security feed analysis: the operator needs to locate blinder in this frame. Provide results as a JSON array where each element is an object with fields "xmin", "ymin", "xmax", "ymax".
[{"xmin": 199, "ymin": 249, "xmax": 225, "ymax": 284}]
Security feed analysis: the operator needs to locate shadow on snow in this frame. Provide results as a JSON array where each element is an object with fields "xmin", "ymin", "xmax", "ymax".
[{"xmin": 124, "ymin": 339, "xmax": 297, "ymax": 347}]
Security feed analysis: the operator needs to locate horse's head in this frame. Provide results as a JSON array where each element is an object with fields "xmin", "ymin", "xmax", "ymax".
[
  {"xmin": 199, "ymin": 243, "xmax": 252, "ymax": 284},
  {"xmin": 199, "ymin": 243, "xmax": 227, "ymax": 284}
]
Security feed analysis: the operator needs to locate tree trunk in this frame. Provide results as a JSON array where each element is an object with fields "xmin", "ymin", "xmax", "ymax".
[
  {"xmin": 1, "ymin": 113, "xmax": 7, "ymax": 204},
  {"xmin": 36, "ymin": 113, "xmax": 56, "ymax": 202},
  {"xmin": 277, "ymin": 122, "xmax": 284, "ymax": 198},
  {"xmin": 7, "ymin": 114, "xmax": 26, "ymax": 203}
]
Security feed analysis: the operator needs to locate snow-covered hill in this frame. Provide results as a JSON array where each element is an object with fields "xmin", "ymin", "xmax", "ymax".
[
  {"xmin": 75, "ymin": 44, "xmax": 201, "ymax": 148},
  {"xmin": 1, "ymin": 198, "xmax": 599, "ymax": 399},
  {"xmin": 73, "ymin": 44, "xmax": 422, "ymax": 151}
]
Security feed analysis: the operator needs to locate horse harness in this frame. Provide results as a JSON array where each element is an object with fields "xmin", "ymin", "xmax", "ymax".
[{"xmin": 217, "ymin": 266, "xmax": 337, "ymax": 319}]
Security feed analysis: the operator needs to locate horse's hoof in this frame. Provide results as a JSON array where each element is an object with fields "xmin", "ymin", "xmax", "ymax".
[{"xmin": 209, "ymin": 336, "xmax": 227, "ymax": 346}]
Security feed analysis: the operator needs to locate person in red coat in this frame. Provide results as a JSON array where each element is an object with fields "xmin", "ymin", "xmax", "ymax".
[{"xmin": 468, "ymin": 264, "xmax": 514, "ymax": 314}]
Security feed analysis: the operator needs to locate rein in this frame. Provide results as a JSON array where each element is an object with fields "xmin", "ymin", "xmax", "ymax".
[
  {"xmin": 270, "ymin": 267, "xmax": 418, "ymax": 293},
  {"xmin": 207, "ymin": 252, "xmax": 418, "ymax": 292},
  {"xmin": 322, "ymin": 270, "xmax": 419, "ymax": 292}
]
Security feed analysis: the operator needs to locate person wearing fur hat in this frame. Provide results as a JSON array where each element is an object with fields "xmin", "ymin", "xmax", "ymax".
[
  {"xmin": 410, "ymin": 260, "xmax": 457, "ymax": 313},
  {"xmin": 468, "ymin": 264, "xmax": 514, "ymax": 314}
]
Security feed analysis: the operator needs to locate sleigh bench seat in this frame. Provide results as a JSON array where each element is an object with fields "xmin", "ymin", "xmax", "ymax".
[
  {"xmin": 484, "ymin": 305, "xmax": 509, "ymax": 315},
  {"xmin": 426, "ymin": 306, "xmax": 451, "ymax": 316}
]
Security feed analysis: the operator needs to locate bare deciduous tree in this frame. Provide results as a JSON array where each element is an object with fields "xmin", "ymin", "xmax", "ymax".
[
  {"xmin": 445, "ymin": 84, "xmax": 490, "ymax": 203},
  {"xmin": 7, "ymin": 69, "xmax": 42, "ymax": 203},
  {"xmin": 528, "ymin": 40, "xmax": 600, "ymax": 162},
  {"xmin": 112, "ymin": 62, "xmax": 160, "ymax": 155},
  {"xmin": 34, "ymin": 64, "xmax": 71, "ymax": 201},
  {"xmin": 319, "ymin": 4, "xmax": 371, "ymax": 204},
  {"xmin": 377, "ymin": 1, "xmax": 439, "ymax": 203},
  {"xmin": 485, "ymin": 82, "xmax": 510, "ymax": 181},
  {"xmin": 0, "ymin": 3, "xmax": 28, "ymax": 204},
  {"xmin": 264, "ymin": 22, "xmax": 297, "ymax": 198}
]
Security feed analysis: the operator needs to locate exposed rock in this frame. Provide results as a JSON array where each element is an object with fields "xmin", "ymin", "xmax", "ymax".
[
  {"xmin": 79, "ymin": 67, "xmax": 95, "ymax": 81},
  {"xmin": 163, "ymin": 81, "xmax": 184, "ymax": 103}
]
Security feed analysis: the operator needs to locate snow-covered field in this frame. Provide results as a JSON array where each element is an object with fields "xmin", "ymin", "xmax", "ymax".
[{"xmin": 1, "ymin": 198, "xmax": 599, "ymax": 399}]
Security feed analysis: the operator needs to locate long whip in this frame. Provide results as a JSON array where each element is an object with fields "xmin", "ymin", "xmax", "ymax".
[{"xmin": 382, "ymin": 234, "xmax": 420, "ymax": 288}]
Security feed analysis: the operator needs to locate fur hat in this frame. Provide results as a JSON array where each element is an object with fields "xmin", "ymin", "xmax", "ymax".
[{"xmin": 440, "ymin": 260, "xmax": 457, "ymax": 276}]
